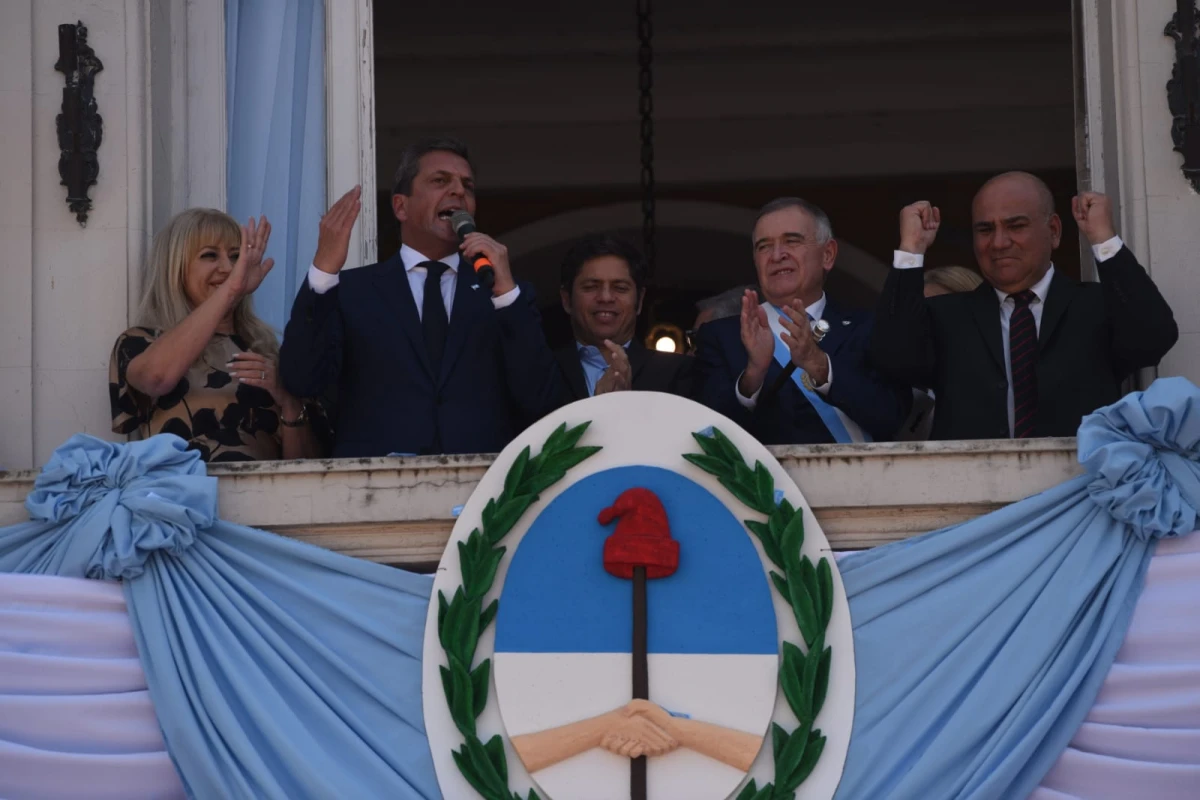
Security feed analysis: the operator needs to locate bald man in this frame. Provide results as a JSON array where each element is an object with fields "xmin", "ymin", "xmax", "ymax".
[{"xmin": 871, "ymin": 172, "xmax": 1177, "ymax": 440}]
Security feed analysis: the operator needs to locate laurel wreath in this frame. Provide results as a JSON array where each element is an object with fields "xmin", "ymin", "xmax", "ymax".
[
  {"xmin": 437, "ymin": 421, "xmax": 831, "ymax": 800},
  {"xmin": 684, "ymin": 427, "xmax": 833, "ymax": 800},
  {"xmin": 437, "ymin": 421, "xmax": 601, "ymax": 800}
]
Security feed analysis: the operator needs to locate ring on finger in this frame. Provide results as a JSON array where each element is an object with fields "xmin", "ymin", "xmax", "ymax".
[{"xmin": 260, "ymin": 370, "xmax": 266, "ymax": 380}]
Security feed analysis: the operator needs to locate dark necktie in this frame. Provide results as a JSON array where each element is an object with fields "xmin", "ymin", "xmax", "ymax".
[
  {"xmin": 1009, "ymin": 289, "xmax": 1038, "ymax": 438},
  {"xmin": 421, "ymin": 261, "xmax": 450, "ymax": 371}
]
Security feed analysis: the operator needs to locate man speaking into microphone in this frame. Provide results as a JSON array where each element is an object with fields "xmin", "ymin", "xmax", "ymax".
[{"xmin": 280, "ymin": 137, "xmax": 562, "ymax": 457}]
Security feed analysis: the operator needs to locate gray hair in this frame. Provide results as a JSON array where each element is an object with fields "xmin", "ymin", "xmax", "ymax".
[
  {"xmin": 754, "ymin": 197, "xmax": 834, "ymax": 243},
  {"xmin": 391, "ymin": 136, "xmax": 472, "ymax": 196},
  {"xmin": 696, "ymin": 285, "xmax": 755, "ymax": 321}
]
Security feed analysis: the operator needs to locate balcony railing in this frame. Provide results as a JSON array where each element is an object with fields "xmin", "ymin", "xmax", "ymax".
[{"xmin": 0, "ymin": 438, "xmax": 1081, "ymax": 571}]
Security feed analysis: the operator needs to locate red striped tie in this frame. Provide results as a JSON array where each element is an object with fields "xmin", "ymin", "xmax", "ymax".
[{"xmin": 1009, "ymin": 289, "xmax": 1038, "ymax": 438}]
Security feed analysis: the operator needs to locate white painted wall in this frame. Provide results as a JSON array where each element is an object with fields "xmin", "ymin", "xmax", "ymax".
[
  {"xmin": 0, "ymin": 0, "xmax": 150, "ymax": 470},
  {"xmin": 1081, "ymin": 0, "xmax": 1200, "ymax": 384}
]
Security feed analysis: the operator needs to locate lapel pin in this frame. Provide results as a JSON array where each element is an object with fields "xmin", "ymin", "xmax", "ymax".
[{"xmin": 842, "ymin": 319, "xmax": 851, "ymax": 326}]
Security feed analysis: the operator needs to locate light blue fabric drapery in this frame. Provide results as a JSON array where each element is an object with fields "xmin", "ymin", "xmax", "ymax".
[
  {"xmin": 226, "ymin": 0, "xmax": 326, "ymax": 334},
  {"xmin": 0, "ymin": 436, "xmax": 439, "ymax": 799},
  {"xmin": 835, "ymin": 376, "xmax": 1200, "ymax": 800},
  {"xmin": 1, "ymin": 380, "xmax": 1197, "ymax": 798}
]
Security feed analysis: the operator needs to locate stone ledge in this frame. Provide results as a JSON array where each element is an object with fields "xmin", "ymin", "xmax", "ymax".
[{"xmin": 0, "ymin": 438, "xmax": 1083, "ymax": 569}]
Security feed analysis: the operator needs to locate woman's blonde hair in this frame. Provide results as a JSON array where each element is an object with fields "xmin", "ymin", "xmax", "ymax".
[
  {"xmin": 924, "ymin": 265, "xmax": 984, "ymax": 294},
  {"xmin": 137, "ymin": 208, "xmax": 279, "ymax": 365}
]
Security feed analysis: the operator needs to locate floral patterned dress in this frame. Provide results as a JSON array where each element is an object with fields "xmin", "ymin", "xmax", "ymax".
[{"xmin": 109, "ymin": 327, "xmax": 285, "ymax": 462}]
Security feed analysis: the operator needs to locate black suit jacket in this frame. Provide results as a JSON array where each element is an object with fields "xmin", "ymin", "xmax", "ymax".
[
  {"xmin": 280, "ymin": 253, "xmax": 562, "ymax": 457},
  {"xmin": 693, "ymin": 299, "xmax": 912, "ymax": 444},
  {"xmin": 553, "ymin": 342, "xmax": 695, "ymax": 402},
  {"xmin": 870, "ymin": 246, "xmax": 1178, "ymax": 440}
]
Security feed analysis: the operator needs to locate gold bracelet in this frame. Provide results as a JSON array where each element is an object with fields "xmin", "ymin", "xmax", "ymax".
[{"xmin": 280, "ymin": 406, "xmax": 308, "ymax": 428}]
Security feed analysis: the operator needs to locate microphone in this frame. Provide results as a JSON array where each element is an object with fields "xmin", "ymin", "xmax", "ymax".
[
  {"xmin": 765, "ymin": 318, "xmax": 831, "ymax": 400},
  {"xmin": 449, "ymin": 210, "xmax": 496, "ymax": 290}
]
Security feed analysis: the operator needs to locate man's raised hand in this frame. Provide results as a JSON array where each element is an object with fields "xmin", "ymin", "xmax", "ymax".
[
  {"xmin": 1071, "ymin": 192, "xmax": 1117, "ymax": 245},
  {"xmin": 313, "ymin": 186, "xmax": 362, "ymax": 275},
  {"xmin": 898, "ymin": 201, "xmax": 941, "ymax": 254}
]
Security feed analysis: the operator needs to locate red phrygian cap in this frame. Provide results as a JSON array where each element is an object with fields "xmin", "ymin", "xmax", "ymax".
[{"xmin": 598, "ymin": 488, "xmax": 680, "ymax": 579}]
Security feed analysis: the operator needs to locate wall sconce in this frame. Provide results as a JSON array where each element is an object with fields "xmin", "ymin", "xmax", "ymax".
[
  {"xmin": 1167, "ymin": 1, "xmax": 1200, "ymax": 192},
  {"xmin": 646, "ymin": 323, "xmax": 684, "ymax": 354},
  {"xmin": 54, "ymin": 21, "xmax": 104, "ymax": 227}
]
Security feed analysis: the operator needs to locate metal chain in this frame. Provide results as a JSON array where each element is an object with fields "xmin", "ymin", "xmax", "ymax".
[{"xmin": 636, "ymin": 0, "xmax": 656, "ymax": 277}]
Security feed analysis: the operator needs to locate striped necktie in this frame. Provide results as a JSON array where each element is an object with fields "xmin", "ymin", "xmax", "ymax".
[{"xmin": 1009, "ymin": 289, "xmax": 1038, "ymax": 438}]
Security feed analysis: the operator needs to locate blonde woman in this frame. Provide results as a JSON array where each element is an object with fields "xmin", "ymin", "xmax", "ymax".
[
  {"xmin": 109, "ymin": 209, "xmax": 320, "ymax": 462},
  {"xmin": 923, "ymin": 265, "xmax": 983, "ymax": 297}
]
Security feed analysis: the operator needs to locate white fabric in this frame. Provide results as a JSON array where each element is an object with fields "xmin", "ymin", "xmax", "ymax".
[
  {"xmin": 1091, "ymin": 235, "xmax": 1124, "ymax": 262},
  {"xmin": 2, "ymin": 532, "xmax": 1192, "ymax": 798},
  {"xmin": 1029, "ymin": 532, "xmax": 1200, "ymax": 799},
  {"xmin": 305, "ymin": 244, "xmax": 521, "ymax": 313},
  {"xmin": 0, "ymin": 574, "xmax": 184, "ymax": 799},
  {"xmin": 832, "ymin": 531, "xmax": 1199, "ymax": 799}
]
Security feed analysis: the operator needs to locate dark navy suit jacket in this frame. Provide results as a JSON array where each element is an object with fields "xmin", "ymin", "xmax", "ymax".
[
  {"xmin": 693, "ymin": 299, "xmax": 911, "ymax": 445},
  {"xmin": 280, "ymin": 252, "xmax": 562, "ymax": 457}
]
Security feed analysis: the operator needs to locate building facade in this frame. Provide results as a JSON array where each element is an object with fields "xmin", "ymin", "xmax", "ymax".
[{"xmin": 0, "ymin": 0, "xmax": 1196, "ymax": 470}]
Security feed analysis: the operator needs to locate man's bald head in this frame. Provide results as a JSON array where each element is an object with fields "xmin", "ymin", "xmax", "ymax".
[
  {"xmin": 974, "ymin": 171, "xmax": 1056, "ymax": 220},
  {"xmin": 971, "ymin": 171, "xmax": 1062, "ymax": 294}
]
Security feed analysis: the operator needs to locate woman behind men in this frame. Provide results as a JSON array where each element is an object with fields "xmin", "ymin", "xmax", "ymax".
[
  {"xmin": 923, "ymin": 265, "xmax": 983, "ymax": 297},
  {"xmin": 109, "ymin": 209, "xmax": 320, "ymax": 462}
]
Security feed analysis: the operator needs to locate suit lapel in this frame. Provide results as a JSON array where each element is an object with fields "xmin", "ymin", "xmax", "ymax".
[
  {"xmin": 1037, "ymin": 269, "xmax": 1077, "ymax": 352},
  {"xmin": 967, "ymin": 283, "xmax": 1006, "ymax": 372},
  {"xmin": 372, "ymin": 254, "xmax": 432, "ymax": 377},
  {"xmin": 815, "ymin": 300, "xmax": 851, "ymax": 355},
  {"xmin": 437, "ymin": 267, "xmax": 484, "ymax": 386},
  {"xmin": 555, "ymin": 345, "xmax": 590, "ymax": 400},
  {"xmin": 627, "ymin": 342, "xmax": 651, "ymax": 387}
]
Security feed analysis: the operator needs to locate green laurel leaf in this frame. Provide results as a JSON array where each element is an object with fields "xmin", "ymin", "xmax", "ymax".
[
  {"xmin": 679, "ymin": 427, "xmax": 834, "ymax": 798},
  {"xmin": 479, "ymin": 599, "xmax": 498, "ymax": 633},
  {"xmin": 504, "ymin": 446, "xmax": 531, "ymax": 496},
  {"xmin": 482, "ymin": 734, "xmax": 508, "ymax": 785},
  {"xmin": 683, "ymin": 452, "xmax": 730, "ymax": 478},
  {"xmin": 471, "ymin": 659, "xmax": 492, "ymax": 719},
  {"xmin": 813, "ymin": 645, "xmax": 832, "ymax": 718},
  {"xmin": 817, "ymin": 557, "xmax": 834, "ymax": 629},
  {"xmin": 754, "ymin": 461, "xmax": 774, "ymax": 511},
  {"xmin": 442, "ymin": 425, "xmax": 603, "ymax": 800}
]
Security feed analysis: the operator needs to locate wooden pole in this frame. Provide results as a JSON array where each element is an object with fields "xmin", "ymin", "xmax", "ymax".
[{"xmin": 631, "ymin": 565, "xmax": 648, "ymax": 800}]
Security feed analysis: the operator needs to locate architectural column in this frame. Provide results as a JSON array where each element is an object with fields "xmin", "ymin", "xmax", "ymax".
[
  {"xmin": 0, "ymin": 2, "xmax": 36, "ymax": 470},
  {"xmin": 1081, "ymin": 0, "xmax": 1200, "ymax": 383}
]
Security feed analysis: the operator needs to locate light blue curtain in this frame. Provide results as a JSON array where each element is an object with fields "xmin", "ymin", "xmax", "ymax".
[
  {"xmin": 226, "ymin": 0, "xmax": 326, "ymax": 335},
  {"xmin": 834, "ymin": 377, "xmax": 1199, "ymax": 800},
  {"xmin": 0, "ymin": 435, "xmax": 439, "ymax": 799}
]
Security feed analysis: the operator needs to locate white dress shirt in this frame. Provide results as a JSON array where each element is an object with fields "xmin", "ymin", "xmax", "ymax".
[
  {"xmin": 305, "ymin": 244, "xmax": 520, "ymax": 318},
  {"xmin": 892, "ymin": 235, "xmax": 1124, "ymax": 436},
  {"xmin": 736, "ymin": 293, "xmax": 833, "ymax": 409}
]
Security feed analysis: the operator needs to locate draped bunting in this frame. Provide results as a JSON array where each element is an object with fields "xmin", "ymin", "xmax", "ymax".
[
  {"xmin": 0, "ymin": 379, "xmax": 1198, "ymax": 799},
  {"xmin": 0, "ymin": 435, "xmax": 438, "ymax": 800},
  {"xmin": 835, "ymin": 377, "xmax": 1200, "ymax": 800}
]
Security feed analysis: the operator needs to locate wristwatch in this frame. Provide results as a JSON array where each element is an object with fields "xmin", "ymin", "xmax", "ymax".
[{"xmin": 280, "ymin": 405, "xmax": 308, "ymax": 428}]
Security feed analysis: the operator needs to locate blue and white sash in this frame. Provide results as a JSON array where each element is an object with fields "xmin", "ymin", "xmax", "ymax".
[{"xmin": 763, "ymin": 303, "xmax": 870, "ymax": 444}]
